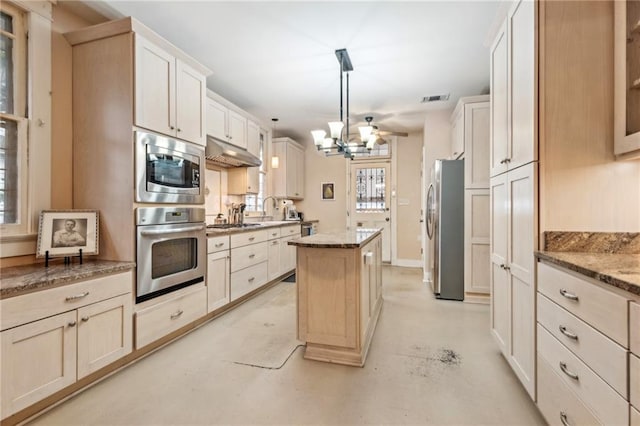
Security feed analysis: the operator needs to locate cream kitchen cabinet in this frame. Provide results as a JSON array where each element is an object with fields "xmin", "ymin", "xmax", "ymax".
[
  {"xmin": 206, "ymin": 96, "xmax": 248, "ymax": 149},
  {"xmin": 135, "ymin": 35, "xmax": 207, "ymax": 146},
  {"xmin": 536, "ymin": 261, "xmax": 631, "ymax": 426},
  {"xmin": 614, "ymin": 0, "xmax": 640, "ymax": 159},
  {"xmin": 247, "ymin": 120, "xmax": 261, "ymax": 158},
  {"xmin": 227, "ymin": 166, "xmax": 259, "ymax": 195},
  {"xmin": 207, "ymin": 235, "xmax": 231, "ymax": 312},
  {"xmin": 450, "ymin": 104, "xmax": 464, "ymax": 159},
  {"xmin": 489, "ymin": 0, "xmax": 537, "ymax": 177},
  {"xmin": 272, "ymin": 137, "xmax": 305, "ymax": 200},
  {"xmin": 1, "ymin": 271, "xmax": 133, "ymax": 419},
  {"xmin": 267, "ymin": 228, "xmax": 282, "ymax": 281},
  {"xmin": 489, "ymin": 162, "xmax": 538, "ymax": 399},
  {"xmin": 280, "ymin": 224, "xmax": 300, "ymax": 274},
  {"xmin": 230, "ymin": 229, "xmax": 268, "ymax": 301}
]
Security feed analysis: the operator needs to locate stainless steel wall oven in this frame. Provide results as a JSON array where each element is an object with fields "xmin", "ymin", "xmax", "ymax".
[
  {"xmin": 135, "ymin": 131, "xmax": 204, "ymax": 204},
  {"xmin": 136, "ymin": 207, "xmax": 206, "ymax": 303}
]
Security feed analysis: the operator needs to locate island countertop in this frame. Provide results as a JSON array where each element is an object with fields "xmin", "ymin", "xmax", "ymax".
[
  {"xmin": 287, "ymin": 228, "xmax": 381, "ymax": 249},
  {"xmin": 0, "ymin": 260, "xmax": 136, "ymax": 299}
]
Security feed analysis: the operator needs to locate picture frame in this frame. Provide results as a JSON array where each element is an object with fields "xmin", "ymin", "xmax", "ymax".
[
  {"xmin": 36, "ymin": 210, "xmax": 99, "ymax": 258},
  {"xmin": 321, "ymin": 182, "xmax": 335, "ymax": 201}
]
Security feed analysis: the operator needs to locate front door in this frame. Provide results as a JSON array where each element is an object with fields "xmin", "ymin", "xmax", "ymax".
[{"xmin": 349, "ymin": 161, "xmax": 391, "ymax": 262}]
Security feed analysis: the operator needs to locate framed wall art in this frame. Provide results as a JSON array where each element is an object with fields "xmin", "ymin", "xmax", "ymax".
[
  {"xmin": 37, "ymin": 210, "xmax": 99, "ymax": 258},
  {"xmin": 321, "ymin": 182, "xmax": 335, "ymax": 201}
]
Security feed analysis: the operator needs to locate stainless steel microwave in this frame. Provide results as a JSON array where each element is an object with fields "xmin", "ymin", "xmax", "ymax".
[{"xmin": 135, "ymin": 131, "xmax": 204, "ymax": 204}]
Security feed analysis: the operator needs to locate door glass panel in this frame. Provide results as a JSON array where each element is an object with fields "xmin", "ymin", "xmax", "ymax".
[
  {"xmin": 151, "ymin": 237, "xmax": 197, "ymax": 279},
  {"xmin": 355, "ymin": 167, "xmax": 386, "ymax": 212}
]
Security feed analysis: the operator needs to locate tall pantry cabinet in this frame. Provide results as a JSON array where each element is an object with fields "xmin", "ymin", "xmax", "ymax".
[{"xmin": 489, "ymin": 0, "xmax": 538, "ymax": 400}]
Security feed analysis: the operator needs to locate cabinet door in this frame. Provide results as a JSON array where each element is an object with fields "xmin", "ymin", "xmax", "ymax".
[
  {"xmin": 464, "ymin": 102, "xmax": 490, "ymax": 189},
  {"xmin": 508, "ymin": 0, "xmax": 536, "ymax": 169},
  {"xmin": 77, "ymin": 294, "xmax": 133, "ymax": 379},
  {"xmin": 464, "ymin": 189, "xmax": 490, "ymax": 296},
  {"xmin": 207, "ymin": 250, "xmax": 230, "ymax": 312},
  {"xmin": 280, "ymin": 235, "xmax": 297, "ymax": 273},
  {"xmin": 506, "ymin": 162, "xmax": 537, "ymax": 399},
  {"xmin": 206, "ymin": 98, "xmax": 228, "ymax": 141},
  {"xmin": 135, "ymin": 35, "xmax": 176, "ymax": 137},
  {"xmin": 490, "ymin": 173, "xmax": 509, "ymax": 355},
  {"xmin": 246, "ymin": 167, "xmax": 259, "ymax": 194},
  {"xmin": 451, "ymin": 108, "xmax": 464, "ymax": 159},
  {"xmin": 176, "ymin": 59, "xmax": 206, "ymax": 145},
  {"xmin": 490, "ymin": 22, "xmax": 509, "ymax": 177},
  {"xmin": 1, "ymin": 311, "xmax": 77, "ymax": 416},
  {"xmin": 247, "ymin": 120, "xmax": 261, "ymax": 157},
  {"xmin": 268, "ymin": 239, "xmax": 281, "ymax": 281},
  {"xmin": 228, "ymin": 110, "xmax": 248, "ymax": 149},
  {"xmin": 287, "ymin": 143, "xmax": 304, "ymax": 199}
]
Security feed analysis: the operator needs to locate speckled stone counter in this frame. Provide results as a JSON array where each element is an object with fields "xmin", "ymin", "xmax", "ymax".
[
  {"xmin": 287, "ymin": 228, "xmax": 381, "ymax": 249},
  {"xmin": 206, "ymin": 220, "xmax": 301, "ymax": 236},
  {"xmin": 0, "ymin": 260, "xmax": 135, "ymax": 299},
  {"xmin": 536, "ymin": 231, "xmax": 640, "ymax": 296}
]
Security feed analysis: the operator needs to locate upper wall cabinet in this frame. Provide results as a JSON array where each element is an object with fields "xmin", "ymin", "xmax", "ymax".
[
  {"xmin": 490, "ymin": 0, "xmax": 537, "ymax": 177},
  {"xmin": 135, "ymin": 35, "xmax": 207, "ymax": 146},
  {"xmin": 451, "ymin": 95, "xmax": 490, "ymax": 188},
  {"xmin": 206, "ymin": 97, "xmax": 248, "ymax": 150},
  {"xmin": 272, "ymin": 137, "xmax": 305, "ymax": 200},
  {"xmin": 614, "ymin": 1, "xmax": 640, "ymax": 159},
  {"xmin": 247, "ymin": 120, "xmax": 261, "ymax": 158}
]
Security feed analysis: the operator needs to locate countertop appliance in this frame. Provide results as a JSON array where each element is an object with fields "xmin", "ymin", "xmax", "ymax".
[
  {"xmin": 135, "ymin": 131, "xmax": 204, "ymax": 204},
  {"xmin": 426, "ymin": 159, "xmax": 464, "ymax": 300},
  {"xmin": 136, "ymin": 207, "xmax": 206, "ymax": 303},
  {"xmin": 282, "ymin": 199, "xmax": 299, "ymax": 220}
]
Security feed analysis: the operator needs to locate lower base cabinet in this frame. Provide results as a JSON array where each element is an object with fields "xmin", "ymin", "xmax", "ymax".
[
  {"xmin": 1, "ymin": 271, "xmax": 133, "ymax": 419},
  {"xmin": 230, "ymin": 261, "xmax": 267, "ymax": 301},
  {"xmin": 207, "ymin": 250, "xmax": 230, "ymax": 312}
]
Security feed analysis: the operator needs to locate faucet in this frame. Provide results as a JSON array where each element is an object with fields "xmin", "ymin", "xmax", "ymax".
[{"xmin": 260, "ymin": 196, "xmax": 279, "ymax": 221}]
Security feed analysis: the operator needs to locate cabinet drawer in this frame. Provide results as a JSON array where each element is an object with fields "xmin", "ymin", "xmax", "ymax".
[
  {"xmin": 267, "ymin": 227, "xmax": 281, "ymax": 240},
  {"xmin": 207, "ymin": 235, "xmax": 230, "ymax": 253},
  {"xmin": 632, "ymin": 354, "xmax": 640, "ymax": 409},
  {"xmin": 537, "ymin": 293, "xmax": 628, "ymax": 397},
  {"xmin": 632, "ymin": 302, "xmax": 640, "ymax": 355},
  {"xmin": 537, "ymin": 354, "xmax": 602, "ymax": 426},
  {"xmin": 135, "ymin": 286, "xmax": 206, "ymax": 349},
  {"xmin": 633, "ymin": 405, "xmax": 640, "ymax": 426},
  {"xmin": 230, "ymin": 261, "xmax": 267, "ymax": 301},
  {"xmin": 231, "ymin": 241, "xmax": 268, "ymax": 273},
  {"xmin": 537, "ymin": 325, "xmax": 628, "ymax": 425},
  {"xmin": 230, "ymin": 229, "xmax": 268, "ymax": 248},
  {"xmin": 281, "ymin": 225, "xmax": 300, "ymax": 237},
  {"xmin": 537, "ymin": 262, "xmax": 629, "ymax": 347},
  {"xmin": 1, "ymin": 271, "xmax": 133, "ymax": 331}
]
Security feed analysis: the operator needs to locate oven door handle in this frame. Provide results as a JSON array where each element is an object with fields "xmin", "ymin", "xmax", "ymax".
[{"xmin": 139, "ymin": 224, "xmax": 206, "ymax": 236}]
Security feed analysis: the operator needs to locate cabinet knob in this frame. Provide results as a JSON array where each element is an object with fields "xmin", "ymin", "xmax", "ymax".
[
  {"xmin": 248, "ymin": 277, "xmax": 255, "ymax": 282},
  {"xmin": 170, "ymin": 310, "xmax": 184, "ymax": 319},
  {"xmin": 559, "ymin": 362, "xmax": 579, "ymax": 381},
  {"xmin": 559, "ymin": 288, "xmax": 579, "ymax": 301},
  {"xmin": 215, "ymin": 243, "xmax": 224, "ymax": 248},
  {"xmin": 81, "ymin": 316, "xmax": 90, "ymax": 322},
  {"xmin": 66, "ymin": 292, "xmax": 89, "ymax": 301},
  {"xmin": 68, "ymin": 321, "xmax": 77, "ymax": 327},
  {"xmin": 177, "ymin": 128, "xmax": 181, "ymax": 132},
  {"xmin": 249, "ymin": 254, "xmax": 256, "ymax": 259},
  {"xmin": 170, "ymin": 126, "xmax": 175, "ymax": 130},
  {"xmin": 560, "ymin": 412, "xmax": 570, "ymax": 426},
  {"xmin": 558, "ymin": 325, "xmax": 578, "ymax": 340}
]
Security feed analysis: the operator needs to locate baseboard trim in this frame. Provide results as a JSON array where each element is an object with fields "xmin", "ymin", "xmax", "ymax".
[{"xmin": 395, "ymin": 259, "xmax": 423, "ymax": 268}]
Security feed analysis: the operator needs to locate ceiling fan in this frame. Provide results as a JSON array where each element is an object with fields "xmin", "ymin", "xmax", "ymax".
[{"xmin": 362, "ymin": 116, "xmax": 408, "ymax": 145}]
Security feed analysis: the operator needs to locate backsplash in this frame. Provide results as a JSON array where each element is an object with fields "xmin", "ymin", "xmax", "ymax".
[{"xmin": 543, "ymin": 232, "xmax": 640, "ymax": 254}]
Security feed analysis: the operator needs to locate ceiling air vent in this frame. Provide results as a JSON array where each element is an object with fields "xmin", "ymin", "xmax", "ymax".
[{"xmin": 421, "ymin": 94, "xmax": 450, "ymax": 103}]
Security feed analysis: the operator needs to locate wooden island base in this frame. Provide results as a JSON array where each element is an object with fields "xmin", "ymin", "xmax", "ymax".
[{"xmin": 289, "ymin": 229, "xmax": 383, "ymax": 367}]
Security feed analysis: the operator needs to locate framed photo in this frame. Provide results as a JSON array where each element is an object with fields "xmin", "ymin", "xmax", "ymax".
[
  {"xmin": 321, "ymin": 182, "xmax": 335, "ymax": 201},
  {"xmin": 37, "ymin": 210, "xmax": 99, "ymax": 258}
]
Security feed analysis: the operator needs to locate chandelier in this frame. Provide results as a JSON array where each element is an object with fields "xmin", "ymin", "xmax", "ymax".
[{"xmin": 310, "ymin": 48, "xmax": 377, "ymax": 159}]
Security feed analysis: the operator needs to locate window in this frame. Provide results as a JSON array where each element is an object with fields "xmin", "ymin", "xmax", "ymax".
[
  {"xmin": 355, "ymin": 167, "xmax": 386, "ymax": 212},
  {"xmin": 244, "ymin": 131, "xmax": 266, "ymax": 212},
  {"xmin": 0, "ymin": 2, "xmax": 27, "ymax": 231}
]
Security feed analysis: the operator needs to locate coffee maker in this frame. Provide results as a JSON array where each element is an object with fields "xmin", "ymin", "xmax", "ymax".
[{"xmin": 281, "ymin": 199, "xmax": 299, "ymax": 220}]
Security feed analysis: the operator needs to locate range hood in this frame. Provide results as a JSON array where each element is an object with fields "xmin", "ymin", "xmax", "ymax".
[{"xmin": 205, "ymin": 136, "xmax": 261, "ymax": 168}]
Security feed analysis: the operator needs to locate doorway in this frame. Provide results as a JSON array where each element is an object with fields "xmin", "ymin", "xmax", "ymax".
[{"xmin": 348, "ymin": 161, "xmax": 391, "ymax": 262}]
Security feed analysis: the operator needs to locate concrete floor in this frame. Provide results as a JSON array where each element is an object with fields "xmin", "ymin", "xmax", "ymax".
[{"xmin": 29, "ymin": 266, "xmax": 545, "ymax": 425}]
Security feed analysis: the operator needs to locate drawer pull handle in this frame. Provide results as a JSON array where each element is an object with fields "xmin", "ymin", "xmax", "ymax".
[
  {"xmin": 559, "ymin": 362, "xmax": 579, "ymax": 381},
  {"xmin": 68, "ymin": 321, "xmax": 77, "ymax": 327},
  {"xmin": 560, "ymin": 412, "xmax": 570, "ymax": 426},
  {"xmin": 215, "ymin": 243, "xmax": 224, "ymax": 248},
  {"xmin": 272, "ymin": 233, "xmax": 277, "ymax": 236},
  {"xmin": 66, "ymin": 292, "xmax": 90, "ymax": 301},
  {"xmin": 248, "ymin": 277, "xmax": 255, "ymax": 282},
  {"xmin": 559, "ymin": 289, "xmax": 579, "ymax": 301},
  {"xmin": 272, "ymin": 241, "xmax": 279, "ymax": 245},
  {"xmin": 170, "ymin": 310, "xmax": 184, "ymax": 319},
  {"xmin": 249, "ymin": 254, "xmax": 255, "ymax": 258},
  {"xmin": 248, "ymin": 237, "xmax": 255, "ymax": 241},
  {"xmin": 558, "ymin": 325, "xmax": 578, "ymax": 340},
  {"xmin": 81, "ymin": 316, "xmax": 90, "ymax": 322}
]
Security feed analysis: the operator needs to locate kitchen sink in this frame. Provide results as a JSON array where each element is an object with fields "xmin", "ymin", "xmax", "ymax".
[{"xmin": 207, "ymin": 223, "xmax": 263, "ymax": 229}]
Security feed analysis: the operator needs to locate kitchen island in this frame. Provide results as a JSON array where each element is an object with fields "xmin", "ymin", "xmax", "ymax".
[{"xmin": 288, "ymin": 228, "xmax": 382, "ymax": 367}]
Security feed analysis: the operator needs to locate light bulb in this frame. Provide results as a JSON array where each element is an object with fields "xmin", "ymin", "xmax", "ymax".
[{"xmin": 328, "ymin": 121, "xmax": 344, "ymax": 139}]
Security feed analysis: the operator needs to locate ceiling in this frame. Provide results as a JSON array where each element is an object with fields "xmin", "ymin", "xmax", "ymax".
[{"xmin": 67, "ymin": 1, "xmax": 502, "ymax": 144}]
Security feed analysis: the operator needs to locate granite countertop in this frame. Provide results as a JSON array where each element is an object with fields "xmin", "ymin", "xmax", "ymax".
[
  {"xmin": 0, "ymin": 260, "xmax": 135, "ymax": 299},
  {"xmin": 536, "ymin": 231, "xmax": 640, "ymax": 296},
  {"xmin": 287, "ymin": 228, "xmax": 381, "ymax": 249},
  {"xmin": 206, "ymin": 220, "xmax": 302, "ymax": 236}
]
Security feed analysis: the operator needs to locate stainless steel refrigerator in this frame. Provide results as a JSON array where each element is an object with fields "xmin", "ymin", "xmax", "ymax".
[{"xmin": 426, "ymin": 159, "xmax": 464, "ymax": 300}]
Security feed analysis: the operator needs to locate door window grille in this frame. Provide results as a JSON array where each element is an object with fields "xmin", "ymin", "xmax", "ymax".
[{"xmin": 355, "ymin": 167, "xmax": 386, "ymax": 212}]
